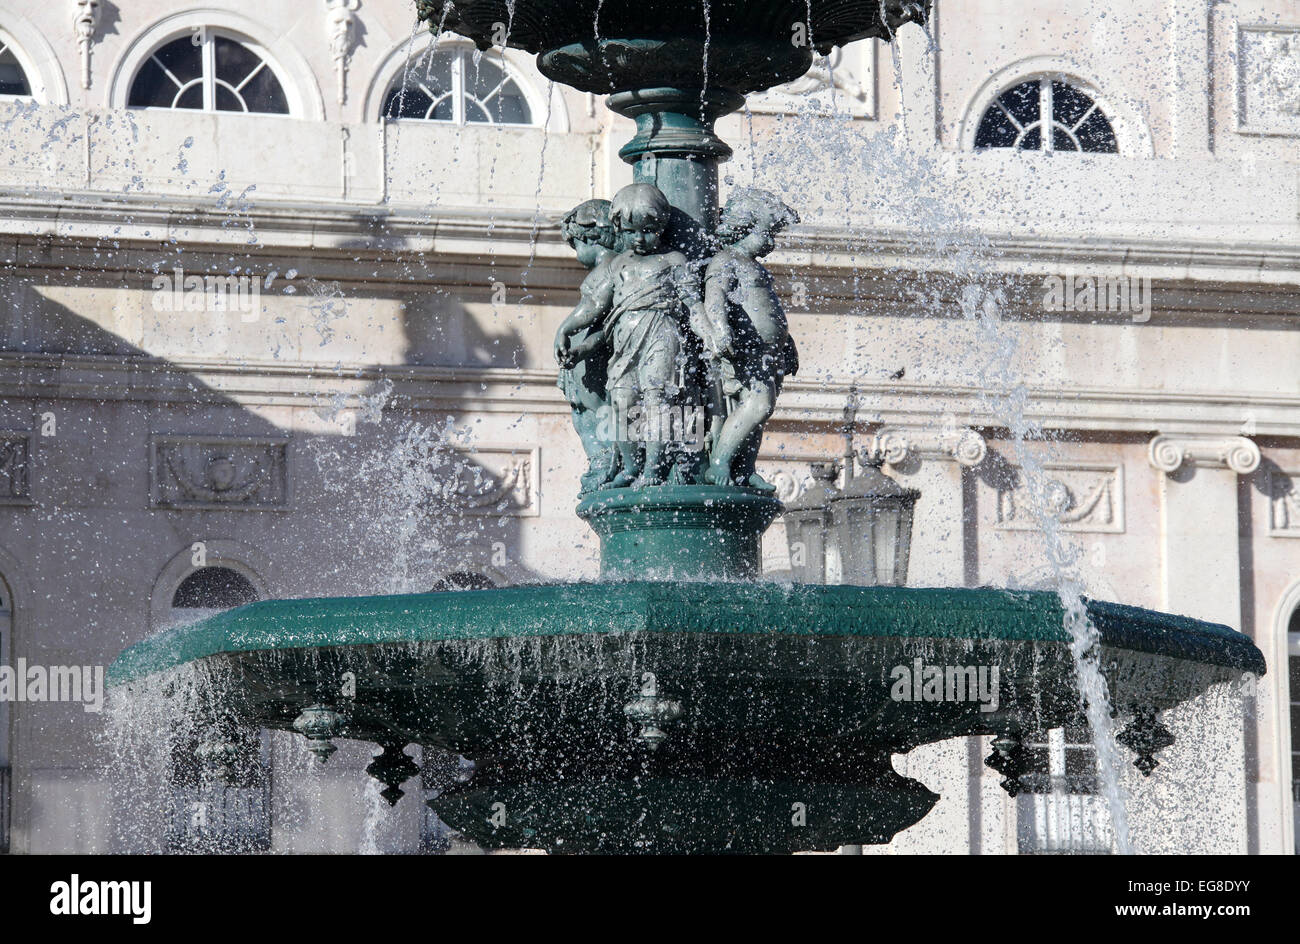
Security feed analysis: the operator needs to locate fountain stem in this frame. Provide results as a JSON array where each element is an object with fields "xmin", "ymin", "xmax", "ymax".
[{"xmin": 607, "ymin": 87, "xmax": 746, "ymax": 229}]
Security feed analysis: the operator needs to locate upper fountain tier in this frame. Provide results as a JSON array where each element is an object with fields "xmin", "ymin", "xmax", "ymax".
[{"xmin": 416, "ymin": 0, "xmax": 929, "ymax": 95}]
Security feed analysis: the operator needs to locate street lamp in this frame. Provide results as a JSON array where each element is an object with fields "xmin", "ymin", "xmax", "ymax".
[{"xmin": 783, "ymin": 402, "xmax": 920, "ymax": 586}]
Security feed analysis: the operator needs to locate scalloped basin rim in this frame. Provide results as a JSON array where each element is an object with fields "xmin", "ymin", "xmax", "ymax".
[{"xmin": 109, "ymin": 583, "xmax": 1266, "ymax": 685}]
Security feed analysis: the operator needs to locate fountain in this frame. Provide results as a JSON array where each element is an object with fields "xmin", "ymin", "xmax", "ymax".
[{"xmin": 109, "ymin": 0, "xmax": 1266, "ymax": 854}]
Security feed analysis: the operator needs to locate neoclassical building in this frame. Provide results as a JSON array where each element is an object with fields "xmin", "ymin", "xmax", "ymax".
[{"xmin": 0, "ymin": 0, "xmax": 1297, "ymax": 854}]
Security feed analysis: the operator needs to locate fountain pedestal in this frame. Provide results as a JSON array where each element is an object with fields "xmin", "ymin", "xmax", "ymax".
[{"xmin": 578, "ymin": 485, "xmax": 781, "ymax": 581}]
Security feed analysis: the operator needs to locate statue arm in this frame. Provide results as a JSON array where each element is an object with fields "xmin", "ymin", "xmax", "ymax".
[
  {"xmin": 702, "ymin": 262, "xmax": 734, "ymax": 356},
  {"xmin": 554, "ymin": 273, "xmax": 615, "ymax": 365}
]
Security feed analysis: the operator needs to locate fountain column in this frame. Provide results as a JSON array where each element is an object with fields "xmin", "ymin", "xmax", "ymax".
[{"xmin": 606, "ymin": 88, "xmax": 745, "ymax": 230}]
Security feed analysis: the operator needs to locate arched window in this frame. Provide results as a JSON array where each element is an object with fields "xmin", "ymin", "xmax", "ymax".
[
  {"xmin": 430, "ymin": 571, "xmax": 496, "ymax": 592},
  {"xmin": 169, "ymin": 566, "xmax": 258, "ymax": 628},
  {"xmin": 127, "ymin": 32, "xmax": 289, "ymax": 114},
  {"xmin": 974, "ymin": 77, "xmax": 1117, "ymax": 154},
  {"xmin": 173, "ymin": 566, "xmax": 258, "ymax": 609},
  {"xmin": 383, "ymin": 45, "xmax": 533, "ymax": 125},
  {"xmin": 166, "ymin": 565, "xmax": 268, "ymax": 852},
  {"xmin": 0, "ymin": 35, "xmax": 31, "ymax": 97}
]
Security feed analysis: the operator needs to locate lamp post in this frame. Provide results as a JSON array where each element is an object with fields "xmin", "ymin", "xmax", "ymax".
[{"xmin": 783, "ymin": 400, "xmax": 920, "ymax": 586}]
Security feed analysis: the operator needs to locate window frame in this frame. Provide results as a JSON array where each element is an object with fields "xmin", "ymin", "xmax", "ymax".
[
  {"xmin": 974, "ymin": 75, "xmax": 1118, "ymax": 155},
  {"xmin": 128, "ymin": 29, "xmax": 291, "ymax": 116},
  {"xmin": 959, "ymin": 57, "xmax": 1152, "ymax": 157},
  {"xmin": 382, "ymin": 43, "xmax": 538, "ymax": 128},
  {"xmin": 110, "ymin": 13, "xmax": 321, "ymax": 120},
  {"xmin": 0, "ymin": 34, "xmax": 33, "ymax": 100}
]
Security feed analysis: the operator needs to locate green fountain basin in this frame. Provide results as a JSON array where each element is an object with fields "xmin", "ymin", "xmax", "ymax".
[{"xmin": 109, "ymin": 582, "xmax": 1263, "ymax": 853}]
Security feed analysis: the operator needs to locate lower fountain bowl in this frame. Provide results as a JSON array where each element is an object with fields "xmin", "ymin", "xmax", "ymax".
[{"xmin": 109, "ymin": 581, "xmax": 1264, "ymax": 853}]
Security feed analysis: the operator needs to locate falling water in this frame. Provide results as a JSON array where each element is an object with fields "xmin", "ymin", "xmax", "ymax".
[{"xmin": 735, "ymin": 23, "xmax": 1137, "ymax": 851}]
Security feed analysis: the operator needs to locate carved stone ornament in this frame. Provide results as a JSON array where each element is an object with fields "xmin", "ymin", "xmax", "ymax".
[
  {"xmin": 150, "ymin": 437, "xmax": 289, "ymax": 510},
  {"xmin": 1238, "ymin": 26, "xmax": 1300, "ymax": 136},
  {"xmin": 0, "ymin": 432, "xmax": 32, "ymax": 505},
  {"xmin": 446, "ymin": 448, "xmax": 537, "ymax": 516},
  {"xmin": 996, "ymin": 464, "xmax": 1124, "ymax": 534},
  {"xmin": 72, "ymin": 0, "xmax": 102, "ymax": 90},
  {"xmin": 1147, "ymin": 434, "xmax": 1260, "ymax": 476},
  {"xmin": 871, "ymin": 425, "xmax": 987, "ymax": 468},
  {"xmin": 749, "ymin": 41, "xmax": 877, "ymax": 118},
  {"xmin": 325, "ymin": 0, "xmax": 361, "ymax": 105}
]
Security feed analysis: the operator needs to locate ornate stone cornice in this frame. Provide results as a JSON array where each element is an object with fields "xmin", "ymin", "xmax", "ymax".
[
  {"xmin": 1147, "ymin": 434, "xmax": 1261, "ymax": 475},
  {"xmin": 870, "ymin": 425, "xmax": 987, "ymax": 468}
]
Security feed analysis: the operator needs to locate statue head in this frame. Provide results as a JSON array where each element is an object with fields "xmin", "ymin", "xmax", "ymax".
[
  {"xmin": 715, "ymin": 189, "xmax": 800, "ymax": 258},
  {"xmin": 561, "ymin": 199, "xmax": 616, "ymax": 269},
  {"xmin": 610, "ymin": 184, "xmax": 672, "ymax": 256}
]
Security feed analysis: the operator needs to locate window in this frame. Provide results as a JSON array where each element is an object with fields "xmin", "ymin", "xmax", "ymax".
[
  {"xmin": 166, "ymin": 565, "xmax": 268, "ymax": 852},
  {"xmin": 1017, "ymin": 720, "xmax": 1114, "ymax": 854},
  {"xmin": 172, "ymin": 566, "xmax": 258, "ymax": 610},
  {"xmin": 430, "ymin": 571, "xmax": 496, "ymax": 592},
  {"xmin": 128, "ymin": 32, "xmax": 288, "ymax": 114},
  {"xmin": 383, "ymin": 46, "xmax": 532, "ymax": 125},
  {"xmin": 975, "ymin": 78, "xmax": 1117, "ymax": 153},
  {"xmin": 167, "ymin": 725, "xmax": 271, "ymax": 854},
  {"xmin": 0, "ymin": 37, "xmax": 30, "ymax": 97}
]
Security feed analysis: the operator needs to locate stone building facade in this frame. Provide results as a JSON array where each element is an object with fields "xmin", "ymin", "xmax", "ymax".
[{"xmin": 0, "ymin": 0, "xmax": 1297, "ymax": 853}]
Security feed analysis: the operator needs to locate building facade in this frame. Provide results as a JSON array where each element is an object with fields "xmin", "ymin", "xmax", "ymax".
[{"xmin": 0, "ymin": 0, "xmax": 1297, "ymax": 853}]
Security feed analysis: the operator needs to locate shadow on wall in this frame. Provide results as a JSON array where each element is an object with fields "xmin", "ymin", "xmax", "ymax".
[{"xmin": 0, "ymin": 283, "xmax": 540, "ymax": 659}]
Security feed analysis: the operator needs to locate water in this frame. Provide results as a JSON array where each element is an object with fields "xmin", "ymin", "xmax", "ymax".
[
  {"xmin": 735, "ymin": 28, "xmax": 1139, "ymax": 850},
  {"xmin": 43, "ymin": 10, "xmax": 1255, "ymax": 855}
]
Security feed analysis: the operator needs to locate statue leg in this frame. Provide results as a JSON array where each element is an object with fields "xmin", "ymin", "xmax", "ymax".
[
  {"xmin": 608, "ymin": 386, "xmax": 642, "ymax": 488},
  {"xmin": 705, "ymin": 383, "xmax": 774, "ymax": 486}
]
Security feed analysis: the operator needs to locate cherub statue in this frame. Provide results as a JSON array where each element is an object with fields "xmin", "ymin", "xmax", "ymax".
[
  {"xmin": 701, "ymin": 189, "xmax": 800, "ymax": 491},
  {"xmin": 556, "ymin": 199, "xmax": 620, "ymax": 493},
  {"xmin": 555, "ymin": 183, "xmax": 711, "ymax": 487}
]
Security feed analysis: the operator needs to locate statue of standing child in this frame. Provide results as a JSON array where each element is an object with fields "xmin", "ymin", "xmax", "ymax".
[
  {"xmin": 701, "ymin": 189, "xmax": 800, "ymax": 492},
  {"xmin": 556, "ymin": 199, "xmax": 620, "ymax": 493},
  {"xmin": 555, "ymin": 183, "xmax": 713, "ymax": 488}
]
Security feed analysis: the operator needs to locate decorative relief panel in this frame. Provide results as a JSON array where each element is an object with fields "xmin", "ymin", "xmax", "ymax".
[
  {"xmin": 1265, "ymin": 468, "xmax": 1300, "ymax": 538},
  {"xmin": 747, "ymin": 40, "xmax": 876, "ymax": 118},
  {"xmin": 995, "ymin": 464, "xmax": 1124, "ymax": 534},
  {"xmin": 1237, "ymin": 25, "xmax": 1300, "ymax": 136},
  {"xmin": 447, "ymin": 447, "xmax": 538, "ymax": 517},
  {"xmin": 0, "ymin": 432, "xmax": 32, "ymax": 505},
  {"xmin": 150, "ymin": 437, "xmax": 289, "ymax": 511}
]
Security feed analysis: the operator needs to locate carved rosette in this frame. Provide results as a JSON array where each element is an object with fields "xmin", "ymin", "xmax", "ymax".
[{"xmin": 1147, "ymin": 435, "xmax": 1260, "ymax": 476}]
